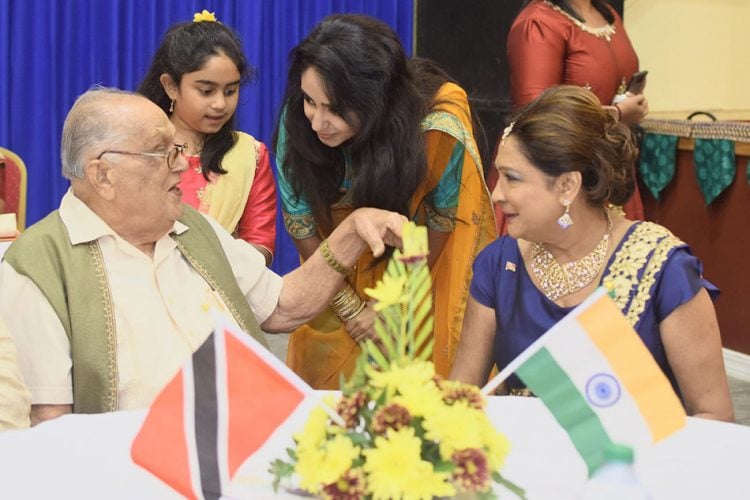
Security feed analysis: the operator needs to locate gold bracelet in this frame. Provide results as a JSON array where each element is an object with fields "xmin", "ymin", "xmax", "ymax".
[
  {"xmin": 331, "ymin": 289, "xmax": 364, "ymax": 320},
  {"xmin": 320, "ymin": 239, "xmax": 349, "ymax": 275},
  {"xmin": 330, "ymin": 284, "xmax": 366, "ymax": 321}
]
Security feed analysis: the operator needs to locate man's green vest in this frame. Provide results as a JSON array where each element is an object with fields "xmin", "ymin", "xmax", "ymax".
[{"xmin": 4, "ymin": 205, "xmax": 268, "ymax": 413}]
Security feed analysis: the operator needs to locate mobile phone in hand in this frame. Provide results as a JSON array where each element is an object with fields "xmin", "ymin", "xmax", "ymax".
[{"xmin": 626, "ymin": 70, "xmax": 648, "ymax": 94}]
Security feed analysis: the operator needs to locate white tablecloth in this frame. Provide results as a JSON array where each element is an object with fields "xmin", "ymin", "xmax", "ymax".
[{"xmin": 0, "ymin": 397, "xmax": 747, "ymax": 499}]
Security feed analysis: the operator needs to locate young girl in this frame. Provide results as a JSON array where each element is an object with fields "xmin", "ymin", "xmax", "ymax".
[
  {"xmin": 138, "ymin": 13, "xmax": 276, "ymax": 264},
  {"xmin": 274, "ymin": 14, "xmax": 496, "ymax": 388}
]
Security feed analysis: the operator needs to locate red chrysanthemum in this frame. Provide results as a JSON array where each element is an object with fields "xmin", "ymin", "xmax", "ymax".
[
  {"xmin": 322, "ymin": 468, "xmax": 367, "ymax": 500},
  {"xmin": 452, "ymin": 448, "xmax": 491, "ymax": 492},
  {"xmin": 371, "ymin": 403, "xmax": 411, "ymax": 434},
  {"xmin": 336, "ymin": 391, "xmax": 367, "ymax": 429}
]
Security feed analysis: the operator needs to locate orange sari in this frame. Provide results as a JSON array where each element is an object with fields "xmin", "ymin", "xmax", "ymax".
[{"xmin": 286, "ymin": 83, "xmax": 497, "ymax": 388}]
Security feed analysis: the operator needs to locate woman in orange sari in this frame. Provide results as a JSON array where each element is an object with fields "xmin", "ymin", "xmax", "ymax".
[{"xmin": 274, "ymin": 15, "xmax": 496, "ymax": 388}]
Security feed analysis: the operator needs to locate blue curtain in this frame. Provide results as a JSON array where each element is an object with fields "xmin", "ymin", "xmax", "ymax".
[{"xmin": 0, "ymin": 0, "xmax": 414, "ymax": 274}]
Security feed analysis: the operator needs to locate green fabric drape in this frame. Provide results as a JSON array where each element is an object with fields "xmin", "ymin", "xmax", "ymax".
[
  {"xmin": 639, "ymin": 133, "xmax": 678, "ymax": 200},
  {"xmin": 693, "ymin": 139, "xmax": 735, "ymax": 205}
]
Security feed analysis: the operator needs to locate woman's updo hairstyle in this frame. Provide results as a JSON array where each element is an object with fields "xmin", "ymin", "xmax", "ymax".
[{"xmin": 507, "ymin": 85, "xmax": 637, "ymax": 206}]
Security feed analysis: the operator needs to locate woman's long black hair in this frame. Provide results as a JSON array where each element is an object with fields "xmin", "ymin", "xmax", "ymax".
[
  {"xmin": 409, "ymin": 57, "xmax": 489, "ymax": 173},
  {"xmin": 138, "ymin": 20, "xmax": 252, "ymax": 179},
  {"xmin": 273, "ymin": 14, "xmax": 429, "ymax": 233}
]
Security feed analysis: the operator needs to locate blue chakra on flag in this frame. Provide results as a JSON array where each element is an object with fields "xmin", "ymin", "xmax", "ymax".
[{"xmin": 585, "ymin": 373, "xmax": 621, "ymax": 407}]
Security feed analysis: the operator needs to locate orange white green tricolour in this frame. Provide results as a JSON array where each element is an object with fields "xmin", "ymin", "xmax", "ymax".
[{"xmin": 486, "ymin": 288, "xmax": 686, "ymax": 475}]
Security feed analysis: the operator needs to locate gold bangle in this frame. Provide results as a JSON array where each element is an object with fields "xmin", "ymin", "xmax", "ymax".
[
  {"xmin": 339, "ymin": 299, "xmax": 366, "ymax": 322},
  {"xmin": 320, "ymin": 239, "xmax": 349, "ymax": 275},
  {"xmin": 330, "ymin": 284, "xmax": 366, "ymax": 321}
]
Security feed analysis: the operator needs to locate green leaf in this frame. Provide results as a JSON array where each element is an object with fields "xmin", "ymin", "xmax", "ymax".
[
  {"xmin": 416, "ymin": 338, "xmax": 434, "ymax": 361},
  {"xmin": 476, "ymin": 489, "xmax": 499, "ymax": 500},
  {"xmin": 494, "ymin": 473, "xmax": 528, "ymax": 500},
  {"xmin": 268, "ymin": 458, "xmax": 295, "ymax": 492},
  {"xmin": 346, "ymin": 431, "xmax": 371, "ymax": 446},
  {"xmin": 432, "ymin": 460, "xmax": 455, "ymax": 473},
  {"xmin": 413, "ymin": 316, "xmax": 434, "ymax": 354},
  {"xmin": 413, "ymin": 296, "xmax": 432, "ymax": 325},
  {"xmin": 364, "ymin": 341, "xmax": 390, "ymax": 370},
  {"xmin": 374, "ymin": 319, "xmax": 397, "ymax": 359}
]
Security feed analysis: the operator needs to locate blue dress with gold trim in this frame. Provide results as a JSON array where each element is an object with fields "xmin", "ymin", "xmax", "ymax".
[{"xmin": 470, "ymin": 221, "xmax": 718, "ymax": 398}]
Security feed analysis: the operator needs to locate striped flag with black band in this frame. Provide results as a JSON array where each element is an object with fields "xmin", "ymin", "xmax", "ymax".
[{"xmin": 131, "ymin": 319, "xmax": 312, "ymax": 499}]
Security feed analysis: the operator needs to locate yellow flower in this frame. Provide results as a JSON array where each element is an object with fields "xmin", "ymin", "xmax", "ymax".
[
  {"xmin": 193, "ymin": 9, "xmax": 217, "ymax": 22},
  {"xmin": 423, "ymin": 403, "xmax": 486, "ymax": 460},
  {"xmin": 295, "ymin": 446, "xmax": 326, "ymax": 493},
  {"xmin": 320, "ymin": 435, "xmax": 362, "ymax": 484},
  {"xmin": 295, "ymin": 434, "xmax": 360, "ymax": 492},
  {"xmin": 294, "ymin": 404, "xmax": 329, "ymax": 451},
  {"xmin": 399, "ymin": 222, "xmax": 429, "ymax": 263},
  {"xmin": 364, "ymin": 273, "xmax": 407, "ymax": 312},
  {"xmin": 366, "ymin": 360, "xmax": 435, "ymax": 399},
  {"xmin": 392, "ymin": 379, "xmax": 444, "ymax": 418},
  {"xmin": 480, "ymin": 418, "xmax": 511, "ymax": 471},
  {"xmin": 363, "ymin": 427, "xmax": 455, "ymax": 500}
]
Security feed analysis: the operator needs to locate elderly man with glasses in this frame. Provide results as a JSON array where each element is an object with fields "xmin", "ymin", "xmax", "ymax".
[{"xmin": 0, "ymin": 87, "xmax": 406, "ymax": 425}]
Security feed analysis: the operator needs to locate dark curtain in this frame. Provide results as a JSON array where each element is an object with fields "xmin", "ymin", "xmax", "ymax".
[{"xmin": 0, "ymin": 0, "xmax": 414, "ymax": 274}]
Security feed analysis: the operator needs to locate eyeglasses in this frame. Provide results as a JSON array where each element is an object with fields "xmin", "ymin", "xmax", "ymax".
[{"xmin": 97, "ymin": 143, "xmax": 187, "ymax": 170}]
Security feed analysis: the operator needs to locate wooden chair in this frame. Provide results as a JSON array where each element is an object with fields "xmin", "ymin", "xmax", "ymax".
[{"xmin": 0, "ymin": 147, "xmax": 28, "ymax": 231}]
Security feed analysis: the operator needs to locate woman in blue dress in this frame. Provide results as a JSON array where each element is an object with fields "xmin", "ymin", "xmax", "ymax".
[{"xmin": 450, "ymin": 85, "xmax": 734, "ymax": 421}]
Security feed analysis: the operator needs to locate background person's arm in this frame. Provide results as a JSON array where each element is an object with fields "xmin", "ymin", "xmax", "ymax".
[{"xmin": 449, "ymin": 297, "xmax": 497, "ymax": 387}]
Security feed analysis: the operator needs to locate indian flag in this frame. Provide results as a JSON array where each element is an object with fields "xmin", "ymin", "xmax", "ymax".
[{"xmin": 482, "ymin": 288, "xmax": 686, "ymax": 474}]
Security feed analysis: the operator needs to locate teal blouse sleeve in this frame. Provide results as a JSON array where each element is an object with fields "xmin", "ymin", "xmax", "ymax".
[
  {"xmin": 422, "ymin": 137, "xmax": 464, "ymax": 232},
  {"xmin": 275, "ymin": 115, "xmax": 318, "ymax": 239}
]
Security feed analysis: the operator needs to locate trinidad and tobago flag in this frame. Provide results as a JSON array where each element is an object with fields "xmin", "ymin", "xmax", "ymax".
[{"xmin": 131, "ymin": 318, "xmax": 312, "ymax": 499}]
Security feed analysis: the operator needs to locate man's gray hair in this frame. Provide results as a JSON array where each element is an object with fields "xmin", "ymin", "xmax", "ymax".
[{"xmin": 61, "ymin": 86, "xmax": 144, "ymax": 179}]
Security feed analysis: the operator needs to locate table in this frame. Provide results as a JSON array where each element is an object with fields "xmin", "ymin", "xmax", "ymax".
[{"xmin": 0, "ymin": 397, "xmax": 748, "ymax": 499}]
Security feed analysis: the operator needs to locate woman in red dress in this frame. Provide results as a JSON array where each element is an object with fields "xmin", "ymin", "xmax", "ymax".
[{"xmin": 491, "ymin": 0, "xmax": 647, "ymax": 234}]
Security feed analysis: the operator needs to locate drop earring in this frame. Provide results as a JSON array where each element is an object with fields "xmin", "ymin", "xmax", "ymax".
[
  {"xmin": 169, "ymin": 99, "xmax": 175, "ymax": 113},
  {"xmin": 557, "ymin": 199, "xmax": 573, "ymax": 229}
]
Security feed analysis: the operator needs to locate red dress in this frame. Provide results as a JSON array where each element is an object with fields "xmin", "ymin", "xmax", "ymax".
[
  {"xmin": 491, "ymin": 0, "xmax": 644, "ymax": 234},
  {"xmin": 180, "ymin": 141, "xmax": 277, "ymax": 256}
]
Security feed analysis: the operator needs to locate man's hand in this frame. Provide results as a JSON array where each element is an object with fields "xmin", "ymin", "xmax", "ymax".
[
  {"xmin": 346, "ymin": 208, "xmax": 407, "ymax": 258},
  {"xmin": 262, "ymin": 208, "xmax": 406, "ymax": 334}
]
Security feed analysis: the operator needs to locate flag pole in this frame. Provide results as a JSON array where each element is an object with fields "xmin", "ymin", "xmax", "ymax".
[{"xmin": 313, "ymin": 395, "xmax": 347, "ymax": 427}]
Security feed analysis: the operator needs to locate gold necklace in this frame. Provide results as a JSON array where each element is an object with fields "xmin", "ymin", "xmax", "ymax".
[
  {"xmin": 543, "ymin": 1, "xmax": 616, "ymax": 42},
  {"xmin": 530, "ymin": 210, "xmax": 613, "ymax": 301}
]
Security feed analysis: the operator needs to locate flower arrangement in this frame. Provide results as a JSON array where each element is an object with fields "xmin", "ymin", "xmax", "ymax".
[{"xmin": 271, "ymin": 223, "xmax": 524, "ymax": 499}]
